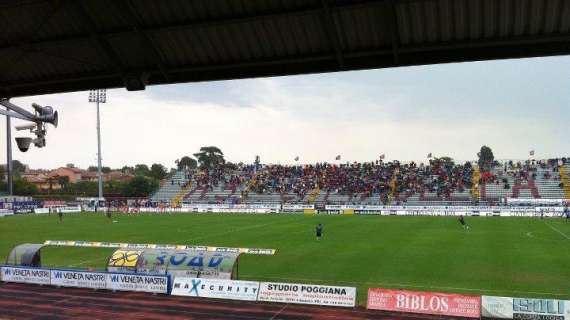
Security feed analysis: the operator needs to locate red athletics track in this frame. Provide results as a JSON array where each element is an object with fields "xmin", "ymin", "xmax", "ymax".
[{"xmin": 0, "ymin": 282, "xmax": 452, "ymax": 320}]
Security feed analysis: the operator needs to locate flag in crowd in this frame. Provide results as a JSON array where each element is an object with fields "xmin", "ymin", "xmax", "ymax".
[
  {"xmin": 529, "ymin": 150, "xmax": 535, "ymax": 156},
  {"xmin": 335, "ymin": 155, "xmax": 341, "ymax": 160},
  {"xmin": 379, "ymin": 154, "xmax": 385, "ymax": 160},
  {"xmin": 294, "ymin": 156, "xmax": 299, "ymax": 161},
  {"xmin": 427, "ymin": 153, "xmax": 432, "ymax": 158}
]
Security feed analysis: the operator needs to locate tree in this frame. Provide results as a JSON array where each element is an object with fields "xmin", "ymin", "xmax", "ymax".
[
  {"xmin": 12, "ymin": 160, "xmax": 26, "ymax": 176},
  {"xmin": 121, "ymin": 166, "xmax": 135, "ymax": 175},
  {"xmin": 102, "ymin": 166, "xmax": 111, "ymax": 174},
  {"xmin": 57, "ymin": 176, "xmax": 70, "ymax": 190},
  {"xmin": 123, "ymin": 176, "xmax": 159, "ymax": 197},
  {"xmin": 134, "ymin": 164, "xmax": 150, "ymax": 176},
  {"xmin": 88, "ymin": 166, "xmax": 98, "ymax": 172},
  {"xmin": 0, "ymin": 165, "xmax": 4, "ymax": 182},
  {"xmin": 150, "ymin": 163, "xmax": 168, "ymax": 180},
  {"xmin": 13, "ymin": 178, "xmax": 38, "ymax": 196},
  {"xmin": 71, "ymin": 181, "xmax": 98, "ymax": 196},
  {"xmin": 193, "ymin": 146, "xmax": 225, "ymax": 169},
  {"xmin": 478, "ymin": 145, "xmax": 495, "ymax": 169},
  {"xmin": 175, "ymin": 156, "xmax": 197, "ymax": 170}
]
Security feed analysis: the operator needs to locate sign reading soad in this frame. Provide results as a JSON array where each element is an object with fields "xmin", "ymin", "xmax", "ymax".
[
  {"xmin": 51, "ymin": 270, "xmax": 106, "ymax": 289},
  {"xmin": 172, "ymin": 278, "xmax": 260, "ymax": 301},
  {"xmin": 1, "ymin": 266, "xmax": 50, "ymax": 285},
  {"xmin": 258, "ymin": 282, "xmax": 356, "ymax": 307},
  {"xmin": 482, "ymin": 296, "xmax": 570, "ymax": 320},
  {"xmin": 367, "ymin": 288, "xmax": 481, "ymax": 318},
  {"xmin": 106, "ymin": 273, "xmax": 168, "ymax": 294}
]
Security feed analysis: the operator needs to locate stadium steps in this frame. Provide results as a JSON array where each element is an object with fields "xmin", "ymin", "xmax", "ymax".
[
  {"xmin": 512, "ymin": 179, "xmax": 540, "ymax": 198},
  {"xmin": 323, "ymin": 190, "xmax": 331, "ymax": 203},
  {"xmin": 198, "ymin": 188, "xmax": 209, "ymax": 200},
  {"xmin": 533, "ymin": 167, "xmax": 563, "ymax": 199},
  {"xmin": 307, "ymin": 187, "xmax": 320, "ymax": 203},
  {"xmin": 150, "ymin": 170, "xmax": 190, "ymax": 202},
  {"xmin": 388, "ymin": 168, "xmax": 398, "ymax": 204},
  {"xmin": 171, "ymin": 182, "xmax": 192, "ymax": 207},
  {"xmin": 558, "ymin": 165, "xmax": 570, "ymax": 199},
  {"xmin": 183, "ymin": 186, "xmax": 199, "ymax": 200},
  {"xmin": 471, "ymin": 166, "xmax": 481, "ymax": 202}
]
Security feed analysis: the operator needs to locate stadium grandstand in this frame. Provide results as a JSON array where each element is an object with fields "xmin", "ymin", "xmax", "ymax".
[{"xmin": 150, "ymin": 157, "xmax": 570, "ymax": 207}]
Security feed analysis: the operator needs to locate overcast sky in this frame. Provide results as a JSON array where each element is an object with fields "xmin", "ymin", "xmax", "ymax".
[{"xmin": 1, "ymin": 56, "xmax": 569, "ymax": 170}]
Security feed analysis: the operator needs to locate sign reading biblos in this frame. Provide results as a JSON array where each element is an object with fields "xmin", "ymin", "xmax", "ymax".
[
  {"xmin": 367, "ymin": 288, "xmax": 481, "ymax": 318},
  {"xmin": 172, "ymin": 278, "xmax": 260, "ymax": 301},
  {"xmin": 258, "ymin": 282, "xmax": 356, "ymax": 307}
]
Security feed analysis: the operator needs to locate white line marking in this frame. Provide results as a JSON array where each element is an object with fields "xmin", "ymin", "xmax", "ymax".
[
  {"xmin": 185, "ymin": 216, "xmax": 304, "ymax": 243},
  {"xmin": 67, "ymin": 257, "xmax": 101, "ymax": 267},
  {"xmin": 269, "ymin": 304, "xmax": 288, "ymax": 320},
  {"xmin": 244, "ymin": 275, "xmax": 569, "ymax": 297},
  {"xmin": 544, "ymin": 221, "xmax": 570, "ymax": 240}
]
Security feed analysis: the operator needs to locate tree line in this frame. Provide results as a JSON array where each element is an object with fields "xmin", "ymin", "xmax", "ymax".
[{"xmin": 0, "ymin": 146, "xmax": 227, "ymax": 198}]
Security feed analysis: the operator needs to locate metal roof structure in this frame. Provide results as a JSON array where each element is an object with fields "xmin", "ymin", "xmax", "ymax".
[{"xmin": 1, "ymin": 0, "xmax": 569, "ymax": 97}]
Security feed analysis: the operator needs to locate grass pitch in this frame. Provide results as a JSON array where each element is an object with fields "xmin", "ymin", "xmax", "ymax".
[{"xmin": 1, "ymin": 212, "xmax": 569, "ymax": 304}]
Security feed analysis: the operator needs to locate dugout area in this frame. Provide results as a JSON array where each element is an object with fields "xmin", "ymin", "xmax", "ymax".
[{"xmin": 5, "ymin": 243, "xmax": 243, "ymax": 279}]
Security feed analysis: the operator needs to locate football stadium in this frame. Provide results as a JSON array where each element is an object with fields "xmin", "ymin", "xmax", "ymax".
[{"xmin": 1, "ymin": 1, "xmax": 570, "ymax": 319}]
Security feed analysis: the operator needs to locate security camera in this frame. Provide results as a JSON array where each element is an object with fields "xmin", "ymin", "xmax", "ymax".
[
  {"xmin": 15, "ymin": 137, "xmax": 32, "ymax": 152},
  {"xmin": 34, "ymin": 137, "xmax": 46, "ymax": 148}
]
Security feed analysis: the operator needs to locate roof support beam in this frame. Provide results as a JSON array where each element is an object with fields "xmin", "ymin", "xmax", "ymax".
[
  {"xmin": 0, "ymin": 0, "xmax": 389, "ymax": 54},
  {"xmin": 320, "ymin": 0, "xmax": 345, "ymax": 69},
  {"xmin": 69, "ymin": 0, "xmax": 129, "ymax": 84},
  {"xmin": 386, "ymin": 0, "xmax": 401, "ymax": 64},
  {"xmin": 0, "ymin": 1, "xmax": 63, "ymax": 76},
  {"xmin": 4, "ymin": 31, "xmax": 570, "ymax": 94},
  {"xmin": 114, "ymin": 0, "xmax": 171, "ymax": 81}
]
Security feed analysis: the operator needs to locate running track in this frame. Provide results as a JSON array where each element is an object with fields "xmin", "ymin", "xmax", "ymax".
[{"xmin": 0, "ymin": 282, "xmax": 448, "ymax": 320}]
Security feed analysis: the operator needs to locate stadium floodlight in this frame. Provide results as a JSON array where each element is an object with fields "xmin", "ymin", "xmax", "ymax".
[
  {"xmin": 88, "ymin": 89, "xmax": 107, "ymax": 201},
  {"xmin": 0, "ymin": 98, "xmax": 59, "ymax": 195}
]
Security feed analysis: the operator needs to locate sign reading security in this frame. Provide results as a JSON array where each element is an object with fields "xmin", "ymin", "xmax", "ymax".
[
  {"xmin": 172, "ymin": 278, "xmax": 260, "ymax": 301},
  {"xmin": 51, "ymin": 270, "xmax": 106, "ymax": 289},
  {"xmin": 0, "ymin": 266, "xmax": 51, "ymax": 285},
  {"xmin": 258, "ymin": 282, "xmax": 357, "ymax": 307},
  {"xmin": 482, "ymin": 296, "xmax": 570, "ymax": 320},
  {"xmin": 106, "ymin": 274, "xmax": 168, "ymax": 294}
]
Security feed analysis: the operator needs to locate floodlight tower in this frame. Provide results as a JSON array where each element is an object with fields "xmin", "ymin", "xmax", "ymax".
[{"xmin": 88, "ymin": 89, "xmax": 106, "ymax": 201}]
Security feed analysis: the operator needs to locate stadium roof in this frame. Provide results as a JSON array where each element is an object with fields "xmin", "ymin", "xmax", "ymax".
[{"xmin": 1, "ymin": 0, "xmax": 569, "ymax": 97}]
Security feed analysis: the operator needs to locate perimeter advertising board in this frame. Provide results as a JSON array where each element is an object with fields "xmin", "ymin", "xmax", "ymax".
[
  {"xmin": 106, "ymin": 273, "xmax": 168, "ymax": 294},
  {"xmin": 0, "ymin": 266, "xmax": 51, "ymax": 285},
  {"xmin": 482, "ymin": 296, "xmax": 570, "ymax": 320},
  {"xmin": 51, "ymin": 270, "xmax": 106, "ymax": 289},
  {"xmin": 172, "ymin": 278, "xmax": 260, "ymax": 301},
  {"xmin": 367, "ymin": 288, "xmax": 481, "ymax": 318},
  {"xmin": 258, "ymin": 282, "xmax": 356, "ymax": 307}
]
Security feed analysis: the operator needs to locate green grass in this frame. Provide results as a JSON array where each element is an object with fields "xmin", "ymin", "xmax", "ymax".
[{"xmin": 1, "ymin": 212, "xmax": 569, "ymax": 305}]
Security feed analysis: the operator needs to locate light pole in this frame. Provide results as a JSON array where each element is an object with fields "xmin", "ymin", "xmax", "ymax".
[
  {"xmin": 6, "ymin": 108, "xmax": 12, "ymax": 195},
  {"xmin": 88, "ymin": 89, "xmax": 106, "ymax": 201}
]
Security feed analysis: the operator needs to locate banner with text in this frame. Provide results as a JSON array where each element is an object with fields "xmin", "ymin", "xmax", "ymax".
[
  {"xmin": 51, "ymin": 270, "xmax": 106, "ymax": 289},
  {"xmin": 0, "ymin": 266, "xmax": 51, "ymax": 285},
  {"xmin": 482, "ymin": 296, "xmax": 570, "ymax": 320},
  {"xmin": 106, "ymin": 273, "xmax": 168, "ymax": 294},
  {"xmin": 367, "ymin": 288, "xmax": 481, "ymax": 318},
  {"xmin": 172, "ymin": 278, "xmax": 260, "ymax": 301},
  {"xmin": 258, "ymin": 282, "xmax": 356, "ymax": 307}
]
